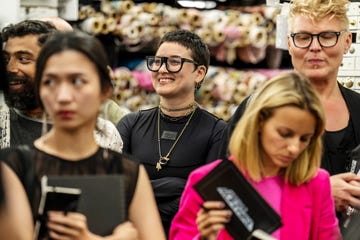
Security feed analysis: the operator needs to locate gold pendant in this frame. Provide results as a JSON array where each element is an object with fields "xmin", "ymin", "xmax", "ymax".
[
  {"xmin": 156, "ymin": 157, "xmax": 170, "ymax": 171},
  {"xmin": 156, "ymin": 162, "xmax": 162, "ymax": 171}
]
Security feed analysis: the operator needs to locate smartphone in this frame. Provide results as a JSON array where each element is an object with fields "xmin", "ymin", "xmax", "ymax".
[{"xmin": 34, "ymin": 176, "xmax": 81, "ymax": 240}]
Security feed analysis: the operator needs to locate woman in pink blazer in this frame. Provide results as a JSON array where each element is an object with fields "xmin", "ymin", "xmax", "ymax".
[{"xmin": 169, "ymin": 72, "xmax": 341, "ymax": 240}]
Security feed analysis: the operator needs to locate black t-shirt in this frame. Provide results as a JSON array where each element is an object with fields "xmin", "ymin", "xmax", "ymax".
[
  {"xmin": 117, "ymin": 107, "xmax": 226, "ymax": 180},
  {"xmin": 117, "ymin": 106, "xmax": 226, "ymax": 233},
  {"xmin": 9, "ymin": 108, "xmax": 49, "ymax": 146}
]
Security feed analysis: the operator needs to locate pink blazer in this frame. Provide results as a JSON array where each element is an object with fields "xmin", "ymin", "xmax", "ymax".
[{"xmin": 169, "ymin": 160, "xmax": 341, "ymax": 240}]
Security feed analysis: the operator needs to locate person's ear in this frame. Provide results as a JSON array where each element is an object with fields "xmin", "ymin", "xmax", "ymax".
[
  {"xmin": 287, "ymin": 35, "xmax": 293, "ymax": 55},
  {"xmin": 195, "ymin": 65, "xmax": 207, "ymax": 85},
  {"xmin": 346, "ymin": 31, "xmax": 352, "ymax": 47},
  {"xmin": 342, "ymin": 31, "xmax": 352, "ymax": 54}
]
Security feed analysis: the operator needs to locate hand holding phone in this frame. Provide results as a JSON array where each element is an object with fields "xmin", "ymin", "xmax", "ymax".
[{"xmin": 34, "ymin": 176, "xmax": 81, "ymax": 240}]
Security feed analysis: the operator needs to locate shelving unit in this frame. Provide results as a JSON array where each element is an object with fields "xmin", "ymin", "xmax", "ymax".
[{"xmin": 338, "ymin": 2, "xmax": 360, "ymax": 92}]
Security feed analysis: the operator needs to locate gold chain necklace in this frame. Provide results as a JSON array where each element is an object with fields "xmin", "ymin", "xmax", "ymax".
[{"xmin": 156, "ymin": 107, "xmax": 196, "ymax": 171}]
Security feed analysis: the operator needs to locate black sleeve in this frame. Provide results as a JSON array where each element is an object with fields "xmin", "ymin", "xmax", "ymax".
[
  {"xmin": 0, "ymin": 148, "xmax": 27, "ymax": 184},
  {"xmin": 205, "ymin": 119, "xmax": 227, "ymax": 163},
  {"xmin": 0, "ymin": 146, "xmax": 35, "ymax": 203},
  {"xmin": 116, "ymin": 112, "xmax": 140, "ymax": 154},
  {"xmin": 217, "ymin": 96, "xmax": 251, "ymax": 159}
]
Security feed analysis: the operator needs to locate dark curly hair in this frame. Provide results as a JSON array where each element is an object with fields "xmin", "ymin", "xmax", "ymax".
[{"xmin": 1, "ymin": 20, "xmax": 56, "ymax": 46}]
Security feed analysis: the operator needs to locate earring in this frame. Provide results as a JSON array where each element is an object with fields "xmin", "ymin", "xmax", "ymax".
[{"xmin": 195, "ymin": 80, "xmax": 203, "ymax": 91}]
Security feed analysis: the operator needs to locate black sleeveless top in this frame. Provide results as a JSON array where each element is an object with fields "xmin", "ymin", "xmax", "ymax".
[
  {"xmin": 322, "ymin": 116, "xmax": 356, "ymax": 175},
  {"xmin": 0, "ymin": 146, "xmax": 139, "ymax": 220}
]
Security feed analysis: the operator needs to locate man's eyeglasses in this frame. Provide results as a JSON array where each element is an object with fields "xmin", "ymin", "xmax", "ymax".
[
  {"xmin": 290, "ymin": 30, "xmax": 347, "ymax": 48},
  {"xmin": 146, "ymin": 56, "xmax": 199, "ymax": 73}
]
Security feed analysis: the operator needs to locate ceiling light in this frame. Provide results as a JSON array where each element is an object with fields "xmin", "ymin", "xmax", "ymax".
[{"xmin": 177, "ymin": 1, "xmax": 217, "ymax": 9}]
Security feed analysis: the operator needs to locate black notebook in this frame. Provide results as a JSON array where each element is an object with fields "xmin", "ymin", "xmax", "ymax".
[
  {"xmin": 193, "ymin": 160, "xmax": 282, "ymax": 240},
  {"xmin": 35, "ymin": 174, "xmax": 126, "ymax": 239}
]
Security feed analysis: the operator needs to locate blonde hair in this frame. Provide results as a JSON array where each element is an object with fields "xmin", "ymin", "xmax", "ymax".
[
  {"xmin": 229, "ymin": 71, "xmax": 325, "ymax": 185},
  {"xmin": 288, "ymin": 0, "xmax": 350, "ymax": 31}
]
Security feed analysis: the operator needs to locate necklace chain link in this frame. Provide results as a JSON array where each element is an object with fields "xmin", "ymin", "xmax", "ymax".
[{"xmin": 156, "ymin": 107, "xmax": 196, "ymax": 171}]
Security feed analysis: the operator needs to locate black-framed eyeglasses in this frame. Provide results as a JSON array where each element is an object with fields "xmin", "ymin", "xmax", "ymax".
[
  {"xmin": 146, "ymin": 56, "xmax": 199, "ymax": 73},
  {"xmin": 290, "ymin": 30, "xmax": 347, "ymax": 48}
]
